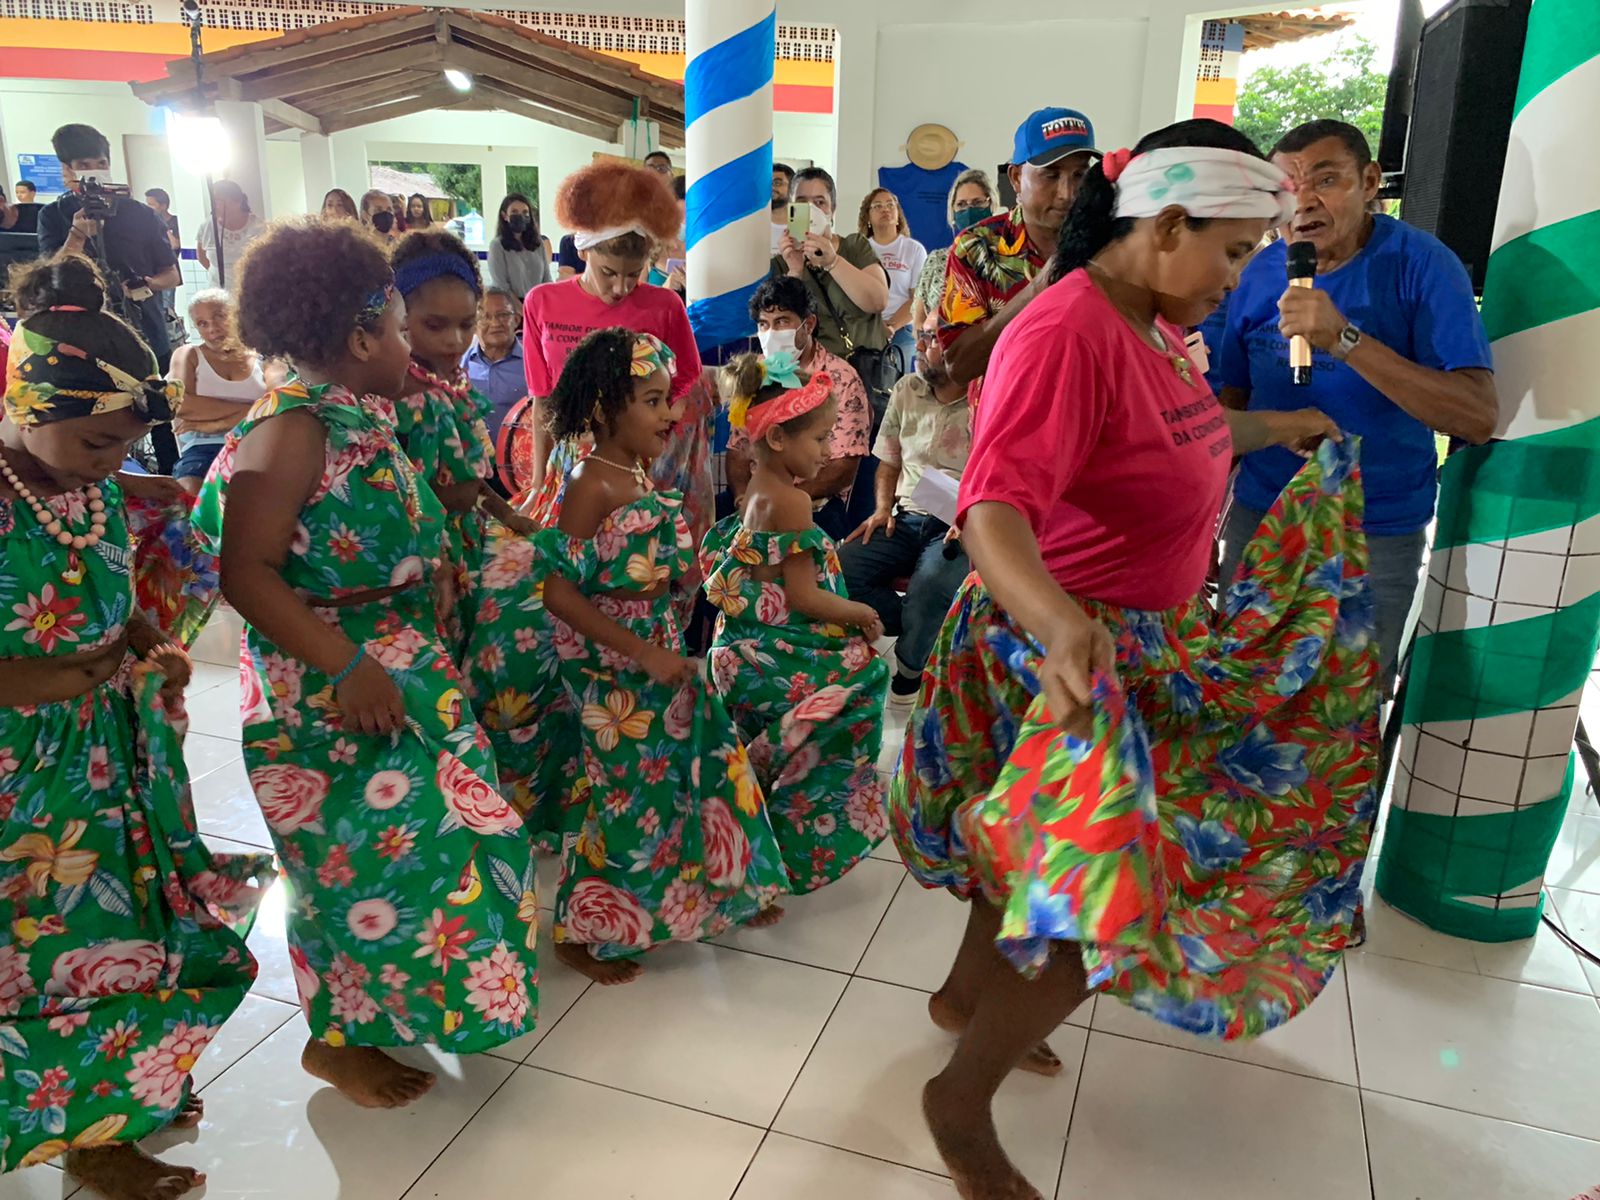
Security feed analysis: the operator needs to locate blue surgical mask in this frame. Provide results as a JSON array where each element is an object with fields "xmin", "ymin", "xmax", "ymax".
[{"xmin": 952, "ymin": 206, "xmax": 992, "ymax": 232}]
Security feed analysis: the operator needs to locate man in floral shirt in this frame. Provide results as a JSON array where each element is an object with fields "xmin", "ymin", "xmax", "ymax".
[
  {"xmin": 939, "ymin": 107, "xmax": 1099, "ymax": 407},
  {"xmin": 727, "ymin": 274, "xmax": 871, "ymax": 541}
]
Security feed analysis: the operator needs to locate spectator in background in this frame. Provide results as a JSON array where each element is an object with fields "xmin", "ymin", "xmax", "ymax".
[
  {"xmin": 860, "ymin": 187, "xmax": 926, "ymax": 373},
  {"xmin": 940, "ymin": 107, "xmax": 1099, "ymax": 405},
  {"xmin": 643, "ymin": 150, "xmax": 675, "ymax": 179},
  {"xmin": 320, "ymin": 188, "xmax": 358, "ymax": 221},
  {"xmin": 389, "ymin": 193, "xmax": 408, "ymax": 231},
  {"xmin": 727, "ymin": 274, "xmax": 870, "ymax": 540},
  {"xmin": 648, "ymin": 174, "xmax": 688, "ymax": 299},
  {"xmin": 773, "ymin": 162, "xmax": 795, "ymax": 201},
  {"xmin": 556, "ymin": 231, "xmax": 584, "ymax": 279},
  {"xmin": 839, "ymin": 306, "xmax": 972, "ymax": 703},
  {"xmin": 143, "ymin": 187, "xmax": 180, "ymax": 251},
  {"xmin": 3, "ymin": 179, "xmax": 42, "ymax": 234},
  {"xmin": 464, "ymin": 285, "xmax": 527, "ymax": 457},
  {"xmin": 486, "ymin": 191, "xmax": 550, "ymax": 299},
  {"xmin": 36, "ymin": 123, "xmax": 180, "ymax": 376},
  {"xmin": 195, "ymin": 179, "xmax": 265, "ymax": 294},
  {"xmin": 405, "ymin": 192, "xmax": 433, "ymax": 229},
  {"xmin": 167, "ymin": 287, "xmax": 271, "ymax": 492},
  {"xmin": 773, "ymin": 166, "xmax": 889, "ymax": 361},
  {"xmin": 1216, "ymin": 118, "xmax": 1497, "ymax": 687},
  {"xmin": 360, "ymin": 189, "xmax": 400, "ymax": 242},
  {"xmin": 912, "ymin": 168, "xmax": 998, "ymax": 332}
]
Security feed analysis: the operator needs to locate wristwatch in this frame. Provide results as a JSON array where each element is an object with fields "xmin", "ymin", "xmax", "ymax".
[{"xmin": 1330, "ymin": 323, "xmax": 1362, "ymax": 362}]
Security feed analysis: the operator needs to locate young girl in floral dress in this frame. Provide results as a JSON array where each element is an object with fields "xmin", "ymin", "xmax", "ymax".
[
  {"xmin": 534, "ymin": 328, "xmax": 788, "ymax": 985},
  {"xmin": 0, "ymin": 256, "xmax": 271, "ymax": 1200},
  {"xmin": 387, "ymin": 230, "xmax": 538, "ymax": 660},
  {"xmin": 193, "ymin": 220, "xmax": 539, "ymax": 1111},
  {"xmin": 701, "ymin": 352, "xmax": 889, "ymax": 897}
]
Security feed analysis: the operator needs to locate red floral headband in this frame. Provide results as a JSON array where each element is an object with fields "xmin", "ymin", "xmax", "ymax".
[{"xmin": 744, "ymin": 372, "xmax": 835, "ymax": 442}]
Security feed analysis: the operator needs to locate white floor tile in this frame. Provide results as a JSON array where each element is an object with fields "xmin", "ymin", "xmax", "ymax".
[
  {"xmin": 1057, "ymin": 1035, "xmax": 1369, "ymax": 1200},
  {"xmin": 482, "ymin": 909, "xmax": 590, "ymax": 1063},
  {"xmin": 245, "ymin": 880, "xmax": 299, "ymax": 1007},
  {"xmin": 192, "ymin": 992, "xmax": 297, "ymax": 1092},
  {"xmin": 1546, "ymin": 888, "xmax": 1600, "ymax": 994},
  {"xmin": 1469, "ymin": 915, "xmax": 1591, "ymax": 993},
  {"xmin": 190, "ymin": 606, "xmax": 243, "ymax": 667},
  {"xmin": 185, "ymin": 679, "xmax": 242, "ymax": 741},
  {"xmin": 184, "ymin": 661, "xmax": 235, "ymax": 696},
  {"xmin": 182, "ymin": 732, "xmax": 241, "ymax": 782},
  {"xmin": 0, "ymin": 1166, "xmax": 76, "ymax": 1200},
  {"xmin": 404, "ymin": 1067, "xmax": 761, "ymax": 1200},
  {"xmin": 1090, "ymin": 966, "xmax": 1358, "ymax": 1085},
  {"xmin": 735, "ymin": 1133, "xmax": 957, "ymax": 1199},
  {"xmin": 1354, "ymin": 895, "xmax": 1479, "ymax": 973},
  {"xmin": 714, "ymin": 857, "xmax": 905, "ymax": 973},
  {"xmin": 1348, "ymin": 953, "xmax": 1600, "ymax": 1137},
  {"xmin": 142, "ymin": 1022, "xmax": 515, "ymax": 1199},
  {"xmin": 856, "ymin": 882, "xmax": 1094, "ymax": 1027},
  {"xmin": 535, "ymin": 849, "xmax": 562, "ymax": 909},
  {"xmin": 774, "ymin": 977, "xmax": 1085, "ymax": 1184},
  {"xmin": 1364, "ymin": 1092, "xmax": 1600, "ymax": 1200},
  {"xmin": 530, "ymin": 943, "xmax": 847, "ymax": 1124},
  {"xmin": 869, "ymin": 833, "xmax": 906, "ymax": 864},
  {"xmin": 191, "ymin": 758, "xmax": 273, "ymax": 848},
  {"xmin": 1548, "ymin": 812, "xmax": 1600, "ymax": 894}
]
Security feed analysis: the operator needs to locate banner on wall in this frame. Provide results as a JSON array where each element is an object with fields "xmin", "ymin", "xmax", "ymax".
[{"xmin": 15, "ymin": 154, "xmax": 66, "ymax": 197}]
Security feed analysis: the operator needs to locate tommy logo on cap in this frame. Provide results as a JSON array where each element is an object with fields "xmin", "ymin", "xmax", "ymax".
[{"xmin": 1042, "ymin": 116, "xmax": 1090, "ymax": 142}]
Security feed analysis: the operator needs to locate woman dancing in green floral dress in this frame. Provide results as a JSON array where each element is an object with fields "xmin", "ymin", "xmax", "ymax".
[
  {"xmin": 701, "ymin": 352, "xmax": 889, "ymax": 896},
  {"xmin": 194, "ymin": 220, "xmax": 539, "ymax": 1110},
  {"xmin": 535, "ymin": 328, "xmax": 788, "ymax": 985},
  {"xmin": 0, "ymin": 256, "xmax": 271, "ymax": 1200}
]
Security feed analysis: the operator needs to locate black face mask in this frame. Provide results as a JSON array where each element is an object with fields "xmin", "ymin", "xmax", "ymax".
[
  {"xmin": 507, "ymin": 214, "xmax": 531, "ymax": 234},
  {"xmin": 370, "ymin": 211, "xmax": 395, "ymax": 234}
]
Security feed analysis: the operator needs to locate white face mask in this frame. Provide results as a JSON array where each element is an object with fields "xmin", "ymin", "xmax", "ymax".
[{"xmin": 758, "ymin": 327, "xmax": 799, "ymax": 357}]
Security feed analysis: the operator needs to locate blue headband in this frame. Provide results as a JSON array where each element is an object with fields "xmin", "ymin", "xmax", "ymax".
[{"xmin": 393, "ymin": 254, "xmax": 481, "ymax": 298}]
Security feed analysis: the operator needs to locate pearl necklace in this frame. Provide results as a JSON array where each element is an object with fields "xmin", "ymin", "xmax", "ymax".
[
  {"xmin": 408, "ymin": 360, "xmax": 472, "ymax": 401},
  {"xmin": 0, "ymin": 455, "xmax": 108, "ymax": 549}
]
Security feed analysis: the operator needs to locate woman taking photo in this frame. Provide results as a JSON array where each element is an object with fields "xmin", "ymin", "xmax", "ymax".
[
  {"xmin": 486, "ymin": 191, "xmax": 550, "ymax": 300},
  {"xmin": 774, "ymin": 167, "xmax": 889, "ymax": 362},
  {"xmin": 859, "ymin": 188, "xmax": 926, "ymax": 372},
  {"xmin": 889, "ymin": 119, "xmax": 1378, "ymax": 1200}
]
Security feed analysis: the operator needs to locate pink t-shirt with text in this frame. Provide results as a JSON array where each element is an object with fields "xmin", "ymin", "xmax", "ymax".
[
  {"xmin": 522, "ymin": 277, "xmax": 702, "ymax": 400},
  {"xmin": 957, "ymin": 270, "xmax": 1232, "ymax": 612}
]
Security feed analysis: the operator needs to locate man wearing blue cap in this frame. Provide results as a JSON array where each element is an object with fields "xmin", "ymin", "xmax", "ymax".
[{"xmin": 938, "ymin": 107, "xmax": 1099, "ymax": 405}]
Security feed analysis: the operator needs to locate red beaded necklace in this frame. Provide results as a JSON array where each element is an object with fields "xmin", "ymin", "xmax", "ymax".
[{"xmin": 407, "ymin": 359, "xmax": 471, "ymax": 401}]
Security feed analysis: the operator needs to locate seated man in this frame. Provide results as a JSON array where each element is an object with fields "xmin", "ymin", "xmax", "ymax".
[
  {"xmin": 726, "ymin": 274, "xmax": 871, "ymax": 542},
  {"xmin": 839, "ymin": 309, "xmax": 972, "ymax": 703}
]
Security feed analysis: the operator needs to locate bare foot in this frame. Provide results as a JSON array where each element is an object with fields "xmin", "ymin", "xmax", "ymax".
[
  {"xmin": 66, "ymin": 1144, "xmax": 205, "ymax": 1200},
  {"xmin": 922, "ymin": 1077, "xmax": 1042, "ymax": 1200},
  {"xmin": 301, "ymin": 1039, "xmax": 436, "ymax": 1108},
  {"xmin": 168, "ymin": 1093, "xmax": 204, "ymax": 1128},
  {"xmin": 928, "ymin": 992, "xmax": 1063, "ymax": 1077},
  {"xmin": 554, "ymin": 940, "xmax": 643, "ymax": 985},
  {"xmin": 745, "ymin": 904, "xmax": 786, "ymax": 929}
]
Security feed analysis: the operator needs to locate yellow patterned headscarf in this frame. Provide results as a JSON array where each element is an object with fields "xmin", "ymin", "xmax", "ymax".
[
  {"xmin": 4, "ymin": 321, "xmax": 181, "ymax": 427},
  {"xmin": 629, "ymin": 332, "xmax": 676, "ymax": 382}
]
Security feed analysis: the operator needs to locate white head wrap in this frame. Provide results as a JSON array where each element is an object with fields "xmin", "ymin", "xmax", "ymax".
[
  {"xmin": 1107, "ymin": 146, "xmax": 1296, "ymax": 226},
  {"xmin": 573, "ymin": 225, "xmax": 650, "ymax": 251}
]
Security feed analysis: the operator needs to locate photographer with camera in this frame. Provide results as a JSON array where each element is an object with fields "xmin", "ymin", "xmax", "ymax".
[{"xmin": 37, "ymin": 124, "xmax": 182, "ymax": 470}]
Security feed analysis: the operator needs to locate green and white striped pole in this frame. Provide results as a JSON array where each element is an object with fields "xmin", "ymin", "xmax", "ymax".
[{"xmin": 1375, "ymin": 0, "xmax": 1600, "ymax": 941}]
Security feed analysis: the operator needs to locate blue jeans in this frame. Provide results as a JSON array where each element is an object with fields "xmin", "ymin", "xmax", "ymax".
[
  {"xmin": 837, "ymin": 509, "xmax": 971, "ymax": 675},
  {"xmin": 1219, "ymin": 502, "xmax": 1427, "ymax": 690}
]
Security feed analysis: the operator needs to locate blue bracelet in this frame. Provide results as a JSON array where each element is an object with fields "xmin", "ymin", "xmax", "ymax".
[{"xmin": 330, "ymin": 647, "xmax": 365, "ymax": 687}]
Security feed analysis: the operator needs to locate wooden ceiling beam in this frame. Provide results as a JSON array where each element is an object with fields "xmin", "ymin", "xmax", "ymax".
[
  {"xmin": 255, "ymin": 97, "xmax": 324, "ymax": 135},
  {"xmin": 440, "ymin": 44, "xmax": 634, "ymax": 125},
  {"xmin": 471, "ymin": 82, "xmax": 619, "ymax": 142},
  {"xmin": 448, "ymin": 25, "xmax": 683, "ymax": 117},
  {"xmin": 321, "ymin": 85, "xmax": 461, "ymax": 135},
  {"xmin": 294, "ymin": 71, "xmax": 429, "ymax": 115},
  {"xmin": 237, "ymin": 42, "xmax": 441, "ymax": 103}
]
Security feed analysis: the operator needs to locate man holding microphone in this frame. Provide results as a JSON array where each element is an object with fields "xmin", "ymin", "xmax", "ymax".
[{"xmin": 1216, "ymin": 119, "xmax": 1498, "ymax": 688}]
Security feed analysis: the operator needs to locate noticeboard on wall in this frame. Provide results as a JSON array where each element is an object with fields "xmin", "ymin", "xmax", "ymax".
[{"xmin": 15, "ymin": 154, "xmax": 66, "ymax": 197}]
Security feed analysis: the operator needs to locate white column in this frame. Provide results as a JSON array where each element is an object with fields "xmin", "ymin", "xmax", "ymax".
[
  {"xmin": 214, "ymin": 99, "xmax": 270, "ymax": 217},
  {"xmin": 829, "ymin": 13, "xmax": 877, "ymax": 201},
  {"xmin": 299, "ymin": 133, "xmax": 336, "ymax": 213}
]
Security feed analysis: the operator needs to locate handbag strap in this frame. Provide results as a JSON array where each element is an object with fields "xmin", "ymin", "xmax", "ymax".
[{"xmin": 806, "ymin": 264, "xmax": 857, "ymax": 355}]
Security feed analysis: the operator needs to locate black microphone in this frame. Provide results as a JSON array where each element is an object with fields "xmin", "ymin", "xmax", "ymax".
[{"xmin": 1287, "ymin": 241, "xmax": 1317, "ymax": 387}]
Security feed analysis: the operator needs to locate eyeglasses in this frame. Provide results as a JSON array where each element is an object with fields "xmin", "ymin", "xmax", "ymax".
[
  {"xmin": 869, "ymin": 202, "xmax": 898, "ymax": 214},
  {"xmin": 953, "ymin": 197, "xmax": 990, "ymax": 210},
  {"xmin": 915, "ymin": 330, "xmax": 938, "ymax": 345}
]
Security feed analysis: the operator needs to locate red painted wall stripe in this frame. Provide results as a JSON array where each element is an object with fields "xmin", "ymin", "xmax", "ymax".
[{"xmin": 0, "ymin": 47, "xmax": 175, "ymax": 83}]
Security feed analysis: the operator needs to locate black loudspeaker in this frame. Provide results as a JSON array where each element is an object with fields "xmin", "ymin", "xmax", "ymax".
[{"xmin": 1400, "ymin": 0, "xmax": 1531, "ymax": 291}]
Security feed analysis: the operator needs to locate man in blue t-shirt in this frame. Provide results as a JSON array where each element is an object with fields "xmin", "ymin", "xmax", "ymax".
[{"xmin": 1217, "ymin": 120, "xmax": 1498, "ymax": 688}]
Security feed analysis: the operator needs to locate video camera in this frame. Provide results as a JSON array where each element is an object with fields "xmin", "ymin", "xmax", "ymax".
[{"xmin": 77, "ymin": 173, "xmax": 131, "ymax": 220}]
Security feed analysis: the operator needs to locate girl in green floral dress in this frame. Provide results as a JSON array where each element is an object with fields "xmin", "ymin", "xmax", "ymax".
[
  {"xmin": 537, "ymin": 328, "xmax": 788, "ymax": 985},
  {"xmin": 387, "ymin": 231, "xmax": 540, "ymax": 663},
  {"xmin": 1, "ymin": 256, "xmax": 272, "ymax": 1199},
  {"xmin": 701, "ymin": 353, "xmax": 889, "ymax": 897},
  {"xmin": 193, "ymin": 220, "xmax": 539, "ymax": 1111}
]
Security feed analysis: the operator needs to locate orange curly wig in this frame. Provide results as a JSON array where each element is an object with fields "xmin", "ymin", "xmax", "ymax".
[{"xmin": 555, "ymin": 161, "xmax": 682, "ymax": 242}]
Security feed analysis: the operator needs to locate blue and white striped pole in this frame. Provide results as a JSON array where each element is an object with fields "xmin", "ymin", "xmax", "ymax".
[{"xmin": 684, "ymin": 0, "xmax": 775, "ymax": 349}]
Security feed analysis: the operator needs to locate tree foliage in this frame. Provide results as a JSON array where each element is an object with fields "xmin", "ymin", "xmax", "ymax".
[
  {"xmin": 1234, "ymin": 35, "xmax": 1387, "ymax": 158},
  {"xmin": 371, "ymin": 161, "xmax": 484, "ymax": 215},
  {"xmin": 505, "ymin": 166, "xmax": 540, "ymax": 211}
]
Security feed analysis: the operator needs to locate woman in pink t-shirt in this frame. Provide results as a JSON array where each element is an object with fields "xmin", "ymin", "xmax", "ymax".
[
  {"xmin": 888, "ymin": 121, "xmax": 1381, "ymax": 1198},
  {"xmin": 511, "ymin": 163, "xmax": 704, "ymax": 524}
]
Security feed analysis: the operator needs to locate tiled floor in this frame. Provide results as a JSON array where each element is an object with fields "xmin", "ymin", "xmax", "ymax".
[{"xmin": 8, "ymin": 611, "xmax": 1600, "ymax": 1200}]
